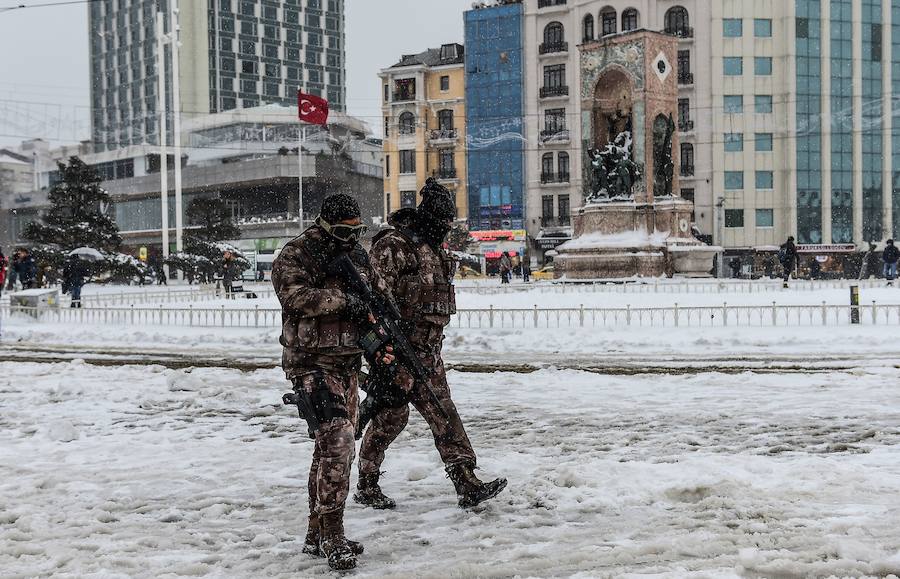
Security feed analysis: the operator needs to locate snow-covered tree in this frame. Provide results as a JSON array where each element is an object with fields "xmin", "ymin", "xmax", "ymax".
[
  {"xmin": 24, "ymin": 156, "xmax": 122, "ymax": 252},
  {"xmin": 166, "ymin": 197, "xmax": 248, "ymax": 282}
]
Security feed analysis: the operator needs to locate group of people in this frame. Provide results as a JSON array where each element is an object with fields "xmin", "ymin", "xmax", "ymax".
[
  {"xmin": 272, "ymin": 181, "xmax": 506, "ymax": 571},
  {"xmin": 0, "ymin": 247, "xmax": 37, "ymax": 295}
]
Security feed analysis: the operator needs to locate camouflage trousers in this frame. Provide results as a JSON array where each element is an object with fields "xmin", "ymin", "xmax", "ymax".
[
  {"xmin": 358, "ymin": 353, "xmax": 476, "ymax": 476},
  {"xmin": 293, "ymin": 370, "xmax": 359, "ymax": 516}
]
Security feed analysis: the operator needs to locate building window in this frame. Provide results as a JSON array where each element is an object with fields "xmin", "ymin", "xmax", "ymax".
[
  {"xmin": 385, "ymin": 192, "xmax": 391, "ymax": 215},
  {"xmin": 543, "ymin": 21, "xmax": 565, "ymax": 45},
  {"xmin": 724, "ymin": 57, "xmax": 743, "ymax": 75},
  {"xmin": 398, "ymin": 111, "xmax": 416, "ymax": 135},
  {"xmin": 724, "ymin": 95, "xmax": 743, "ymax": 114},
  {"xmin": 383, "ymin": 84, "xmax": 389, "ymax": 102},
  {"xmin": 678, "ymin": 99, "xmax": 692, "ymax": 131},
  {"xmin": 583, "ymin": 14, "xmax": 594, "ymax": 41},
  {"xmin": 756, "ymin": 209, "xmax": 774, "ymax": 227},
  {"xmin": 621, "ymin": 8, "xmax": 638, "ymax": 32},
  {"xmin": 796, "ymin": 17, "xmax": 809, "ymax": 39},
  {"xmin": 241, "ymin": 60, "xmax": 256, "ymax": 74},
  {"xmin": 542, "ymin": 64, "xmax": 566, "ymax": 96},
  {"xmin": 385, "ymin": 154, "xmax": 390, "ymax": 177},
  {"xmin": 724, "ymin": 133, "xmax": 744, "ymax": 152},
  {"xmin": 664, "ymin": 6, "xmax": 691, "ymax": 37},
  {"xmin": 756, "ymin": 171, "xmax": 774, "ymax": 189},
  {"xmin": 558, "ymin": 152, "xmax": 570, "ymax": 179},
  {"xmin": 680, "ymin": 143, "xmax": 694, "ymax": 176},
  {"xmin": 393, "ymin": 78, "xmax": 416, "ymax": 101},
  {"xmin": 544, "ymin": 108, "xmax": 566, "ymax": 135},
  {"xmin": 677, "ymin": 50, "xmax": 692, "ymax": 84},
  {"xmin": 399, "ymin": 150, "xmax": 415, "ymax": 174},
  {"xmin": 755, "ymin": 57, "xmax": 773, "ymax": 75},
  {"xmin": 437, "ymin": 109, "xmax": 454, "ymax": 131},
  {"xmin": 601, "ymin": 8, "xmax": 616, "ymax": 36},
  {"xmin": 542, "ymin": 195, "xmax": 554, "ymax": 224},
  {"xmin": 400, "ymin": 190, "xmax": 416, "ymax": 208},
  {"xmin": 723, "ymin": 18, "xmax": 743, "ymax": 38},
  {"xmin": 541, "ymin": 153, "xmax": 554, "ymax": 180},
  {"xmin": 725, "ymin": 171, "xmax": 744, "ymax": 190},
  {"xmin": 538, "ymin": 0, "xmax": 567, "ymax": 7},
  {"xmin": 755, "ymin": 94, "xmax": 773, "ymax": 113},
  {"xmin": 558, "ymin": 195, "xmax": 570, "ymax": 225},
  {"xmin": 440, "ymin": 75, "xmax": 450, "ymax": 91},
  {"xmin": 241, "ymin": 79, "xmax": 257, "ymax": 94},
  {"xmin": 754, "ymin": 18, "xmax": 772, "ymax": 37},
  {"xmin": 755, "ymin": 133, "xmax": 774, "ymax": 152},
  {"xmin": 725, "ymin": 209, "xmax": 745, "ymax": 228},
  {"xmin": 383, "ymin": 117, "xmax": 389, "ymax": 137}
]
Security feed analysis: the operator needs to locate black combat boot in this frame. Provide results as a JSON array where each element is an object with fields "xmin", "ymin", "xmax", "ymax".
[
  {"xmin": 353, "ymin": 472, "xmax": 397, "ymax": 510},
  {"xmin": 319, "ymin": 510, "xmax": 358, "ymax": 571},
  {"xmin": 303, "ymin": 511, "xmax": 364, "ymax": 558},
  {"xmin": 446, "ymin": 462, "xmax": 508, "ymax": 509}
]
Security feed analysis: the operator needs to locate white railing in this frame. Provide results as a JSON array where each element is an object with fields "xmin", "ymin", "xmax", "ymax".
[
  {"xmin": 71, "ymin": 285, "xmax": 277, "ymax": 306},
  {"xmin": 4, "ymin": 302, "xmax": 898, "ymax": 329},
  {"xmin": 454, "ymin": 279, "xmax": 889, "ymax": 296}
]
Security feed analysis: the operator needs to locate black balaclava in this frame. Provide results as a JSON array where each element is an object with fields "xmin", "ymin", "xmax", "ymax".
[{"xmin": 414, "ymin": 178, "xmax": 456, "ymax": 248}]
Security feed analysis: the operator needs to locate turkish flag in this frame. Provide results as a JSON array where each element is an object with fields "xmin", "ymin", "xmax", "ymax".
[{"xmin": 298, "ymin": 91, "xmax": 329, "ymax": 126}]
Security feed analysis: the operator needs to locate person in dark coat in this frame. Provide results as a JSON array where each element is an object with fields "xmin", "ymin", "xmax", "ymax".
[
  {"xmin": 222, "ymin": 250, "xmax": 239, "ymax": 298},
  {"xmin": 62, "ymin": 256, "xmax": 89, "ymax": 308},
  {"xmin": 14, "ymin": 248, "xmax": 36, "ymax": 289},
  {"xmin": 729, "ymin": 257, "xmax": 742, "ymax": 279},
  {"xmin": 6, "ymin": 251, "xmax": 18, "ymax": 290},
  {"xmin": 156, "ymin": 266, "xmax": 168, "ymax": 285},
  {"xmin": 883, "ymin": 239, "xmax": 899, "ymax": 283},
  {"xmin": 859, "ymin": 243, "xmax": 877, "ymax": 280},
  {"xmin": 0, "ymin": 248, "xmax": 7, "ymax": 298},
  {"xmin": 779, "ymin": 237, "xmax": 797, "ymax": 284},
  {"xmin": 808, "ymin": 258, "xmax": 822, "ymax": 280}
]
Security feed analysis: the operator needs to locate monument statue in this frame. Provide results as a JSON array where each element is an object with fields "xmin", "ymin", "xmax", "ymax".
[
  {"xmin": 653, "ymin": 114, "xmax": 676, "ymax": 198},
  {"xmin": 588, "ymin": 131, "xmax": 640, "ymax": 202}
]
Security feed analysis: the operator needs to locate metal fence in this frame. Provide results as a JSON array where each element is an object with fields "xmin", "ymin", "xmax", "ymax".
[
  {"xmin": 454, "ymin": 279, "xmax": 890, "ymax": 296},
  {"xmin": 3, "ymin": 302, "xmax": 898, "ymax": 329}
]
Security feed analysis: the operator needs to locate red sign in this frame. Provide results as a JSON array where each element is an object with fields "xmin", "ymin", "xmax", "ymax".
[
  {"xmin": 470, "ymin": 229, "xmax": 526, "ymax": 242},
  {"xmin": 298, "ymin": 92, "xmax": 329, "ymax": 126}
]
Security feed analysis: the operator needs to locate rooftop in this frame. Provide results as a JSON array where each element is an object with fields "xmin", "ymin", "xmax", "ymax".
[{"xmin": 389, "ymin": 43, "xmax": 465, "ymax": 69}]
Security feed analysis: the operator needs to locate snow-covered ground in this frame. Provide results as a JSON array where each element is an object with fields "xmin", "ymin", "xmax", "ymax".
[{"xmin": 2, "ymin": 361, "xmax": 899, "ymax": 577}]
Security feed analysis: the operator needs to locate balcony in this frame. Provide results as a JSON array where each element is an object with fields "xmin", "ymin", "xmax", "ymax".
[
  {"xmin": 680, "ymin": 165, "xmax": 695, "ymax": 177},
  {"xmin": 665, "ymin": 26, "xmax": 694, "ymax": 39},
  {"xmin": 540, "ymin": 129, "xmax": 570, "ymax": 144},
  {"xmin": 541, "ymin": 172, "xmax": 570, "ymax": 184},
  {"xmin": 539, "ymin": 42, "xmax": 569, "ymax": 55},
  {"xmin": 538, "ymin": 0, "xmax": 567, "ymax": 8},
  {"xmin": 540, "ymin": 85, "xmax": 569, "ymax": 99},
  {"xmin": 392, "ymin": 91, "xmax": 416, "ymax": 103},
  {"xmin": 678, "ymin": 120, "xmax": 695, "ymax": 132},
  {"xmin": 428, "ymin": 128, "xmax": 459, "ymax": 145},
  {"xmin": 540, "ymin": 216, "xmax": 571, "ymax": 227},
  {"xmin": 678, "ymin": 72, "xmax": 694, "ymax": 85},
  {"xmin": 433, "ymin": 168, "xmax": 458, "ymax": 181}
]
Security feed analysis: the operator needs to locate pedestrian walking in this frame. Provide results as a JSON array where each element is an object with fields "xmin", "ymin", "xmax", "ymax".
[
  {"xmin": 859, "ymin": 243, "xmax": 877, "ymax": 281},
  {"xmin": 500, "ymin": 252, "xmax": 512, "ymax": 284},
  {"xmin": 6, "ymin": 250, "xmax": 18, "ymax": 290},
  {"xmin": 778, "ymin": 237, "xmax": 797, "ymax": 287},
  {"xmin": 883, "ymin": 239, "xmax": 899, "ymax": 285},
  {"xmin": 222, "ymin": 250, "xmax": 238, "ymax": 299},
  {"xmin": 0, "ymin": 248, "xmax": 7, "ymax": 298},
  {"xmin": 272, "ymin": 193, "xmax": 394, "ymax": 571},
  {"xmin": 356, "ymin": 178, "xmax": 507, "ymax": 512},
  {"xmin": 62, "ymin": 255, "xmax": 89, "ymax": 308},
  {"xmin": 14, "ymin": 248, "xmax": 36, "ymax": 289}
]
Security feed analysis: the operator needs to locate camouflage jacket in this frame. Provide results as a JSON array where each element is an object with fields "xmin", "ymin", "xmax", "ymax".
[
  {"xmin": 370, "ymin": 224, "xmax": 457, "ymax": 352},
  {"xmin": 272, "ymin": 225, "xmax": 386, "ymax": 376}
]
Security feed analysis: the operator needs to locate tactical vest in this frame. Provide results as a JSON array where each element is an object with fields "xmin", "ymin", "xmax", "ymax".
[{"xmin": 390, "ymin": 230, "xmax": 457, "ymax": 323}]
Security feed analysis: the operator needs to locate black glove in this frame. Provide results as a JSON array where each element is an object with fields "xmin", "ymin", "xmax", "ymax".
[{"xmin": 342, "ymin": 292, "xmax": 369, "ymax": 322}]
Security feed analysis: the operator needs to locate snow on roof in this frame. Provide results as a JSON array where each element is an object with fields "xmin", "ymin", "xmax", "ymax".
[{"xmin": 557, "ymin": 229, "xmax": 671, "ymax": 251}]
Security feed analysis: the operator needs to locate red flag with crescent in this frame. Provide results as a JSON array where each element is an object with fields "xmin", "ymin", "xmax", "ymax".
[{"xmin": 298, "ymin": 92, "xmax": 329, "ymax": 126}]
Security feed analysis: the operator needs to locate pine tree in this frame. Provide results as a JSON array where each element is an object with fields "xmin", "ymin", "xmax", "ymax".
[
  {"xmin": 167, "ymin": 197, "xmax": 248, "ymax": 282},
  {"xmin": 24, "ymin": 156, "xmax": 122, "ymax": 252},
  {"xmin": 447, "ymin": 223, "xmax": 474, "ymax": 253}
]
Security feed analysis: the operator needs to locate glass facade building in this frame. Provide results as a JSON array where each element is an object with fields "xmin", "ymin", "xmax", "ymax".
[
  {"xmin": 831, "ymin": 0, "xmax": 854, "ymax": 243},
  {"xmin": 861, "ymin": 0, "xmax": 884, "ymax": 242},
  {"xmin": 464, "ymin": 3, "xmax": 525, "ymax": 230},
  {"xmin": 89, "ymin": 0, "xmax": 346, "ymax": 152},
  {"xmin": 795, "ymin": 0, "xmax": 823, "ymax": 244}
]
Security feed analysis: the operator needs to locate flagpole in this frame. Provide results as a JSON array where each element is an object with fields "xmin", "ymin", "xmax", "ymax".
[{"xmin": 298, "ymin": 124, "xmax": 305, "ymax": 231}]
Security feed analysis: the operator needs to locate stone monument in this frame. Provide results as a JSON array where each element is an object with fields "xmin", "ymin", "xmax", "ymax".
[{"xmin": 554, "ymin": 30, "xmax": 719, "ymax": 279}]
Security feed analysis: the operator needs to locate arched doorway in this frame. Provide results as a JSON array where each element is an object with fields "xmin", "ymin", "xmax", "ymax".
[{"xmin": 591, "ymin": 67, "xmax": 634, "ymax": 150}]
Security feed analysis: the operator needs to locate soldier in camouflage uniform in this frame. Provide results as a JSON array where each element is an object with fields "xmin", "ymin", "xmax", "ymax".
[
  {"xmin": 272, "ymin": 193, "xmax": 392, "ymax": 571},
  {"xmin": 355, "ymin": 179, "xmax": 508, "ymax": 510}
]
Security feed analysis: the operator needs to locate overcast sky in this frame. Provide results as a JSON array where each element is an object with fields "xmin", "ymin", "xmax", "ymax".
[{"xmin": 0, "ymin": 0, "xmax": 473, "ymax": 147}]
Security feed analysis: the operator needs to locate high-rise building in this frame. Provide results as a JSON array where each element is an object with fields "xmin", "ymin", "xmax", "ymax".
[
  {"xmin": 89, "ymin": 0, "xmax": 346, "ymax": 152},
  {"xmin": 379, "ymin": 44, "xmax": 468, "ymax": 218},
  {"xmin": 464, "ymin": 1, "xmax": 526, "ymax": 232}
]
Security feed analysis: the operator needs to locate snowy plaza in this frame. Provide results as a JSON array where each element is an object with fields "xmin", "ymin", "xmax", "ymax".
[{"xmin": 2, "ymin": 281, "xmax": 900, "ymax": 578}]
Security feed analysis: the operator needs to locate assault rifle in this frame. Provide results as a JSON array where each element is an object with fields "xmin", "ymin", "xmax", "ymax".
[{"xmin": 327, "ymin": 253, "xmax": 448, "ymax": 439}]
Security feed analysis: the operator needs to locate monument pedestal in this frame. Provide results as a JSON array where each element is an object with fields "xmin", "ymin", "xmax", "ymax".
[{"xmin": 555, "ymin": 199, "xmax": 720, "ymax": 279}]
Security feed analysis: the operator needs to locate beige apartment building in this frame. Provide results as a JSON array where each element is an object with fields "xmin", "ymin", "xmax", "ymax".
[
  {"xmin": 523, "ymin": 0, "xmax": 900, "ymax": 252},
  {"xmin": 379, "ymin": 44, "xmax": 468, "ymax": 218}
]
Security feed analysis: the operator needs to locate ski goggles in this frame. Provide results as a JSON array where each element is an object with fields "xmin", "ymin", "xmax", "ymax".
[{"xmin": 316, "ymin": 216, "xmax": 368, "ymax": 243}]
